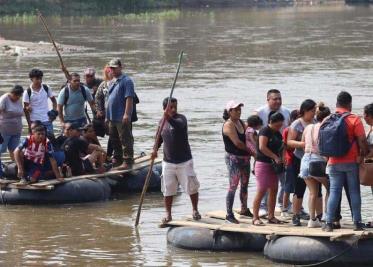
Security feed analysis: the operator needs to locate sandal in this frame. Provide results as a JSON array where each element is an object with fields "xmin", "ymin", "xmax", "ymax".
[
  {"xmin": 267, "ymin": 217, "xmax": 284, "ymax": 224},
  {"xmin": 192, "ymin": 211, "xmax": 201, "ymax": 221},
  {"xmin": 161, "ymin": 216, "xmax": 172, "ymax": 225},
  {"xmin": 252, "ymin": 218, "xmax": 264, "ymax": 226}
]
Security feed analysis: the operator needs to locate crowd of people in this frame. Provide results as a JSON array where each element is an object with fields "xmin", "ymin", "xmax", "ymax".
[
  {"xmin": 0, "ymin": 58, "xmax": 137, "ymax": 183},
  {"xmin": 1, "ymin": 60, "xmax": 373, "ymax": 230},
  {"xmin": 223, "ymin": 89, "xmax": 373, "ymax": 231}
]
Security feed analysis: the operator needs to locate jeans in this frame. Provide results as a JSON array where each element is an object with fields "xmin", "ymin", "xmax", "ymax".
[
  {"xmin": 0, "ymin": 133, "xmax": 21, "ymax": 153},
  {"xmin": 65, "ymin": 117, "xmax": 87, "ymax": 128},
  {"xmin": 41, "ymin": 121, "xmax": 53, "ymax": 136},
  {"xmin": 326, "ymin": 163, "xmax": 361, "ymax": 224}
]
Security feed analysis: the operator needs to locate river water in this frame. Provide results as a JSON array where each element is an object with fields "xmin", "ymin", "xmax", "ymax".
[{"xmin": 1, "ymin": 5, "xmax": 373, "ymax": 266}]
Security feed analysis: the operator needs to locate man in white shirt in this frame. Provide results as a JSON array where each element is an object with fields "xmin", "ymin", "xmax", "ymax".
[
  {"xmin": 255, "ymin": 89, "xmax": 291, "ymax": 132},
  {"xmin": 23, "ymin": 69, "xmax": 57, "ymax": 135},
  {"xmin": 254, "ymin": 89, "xmax": 291, "ymax": 217}
]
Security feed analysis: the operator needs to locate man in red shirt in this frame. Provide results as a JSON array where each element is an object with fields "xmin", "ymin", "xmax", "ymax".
[{"xmin": 324, "ymin": 91, "xmax": 369, "ymax": 232}]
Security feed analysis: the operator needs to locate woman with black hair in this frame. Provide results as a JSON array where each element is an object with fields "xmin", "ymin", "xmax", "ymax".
[
  {"xmin": 287, "ymin": 99, "xmax": 317, "ymax": 226},
  {"xmin": 0, "ymin": 85, "xmax": 24, "ymax": 177},
  {"xmin": 252, "ymin": 111, "xmax": 284, "ymax": 225},
  {"xmin": 222, "ymin": 100, "xmax": 251, "ymax": 224}
]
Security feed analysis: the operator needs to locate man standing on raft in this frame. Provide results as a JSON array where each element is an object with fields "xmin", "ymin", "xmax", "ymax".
[{"xmin": 152, "ymin": 97, "xmax": 201, "ymax": 224}]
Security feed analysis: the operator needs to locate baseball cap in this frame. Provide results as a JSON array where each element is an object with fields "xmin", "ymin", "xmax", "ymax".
[
  {"xmin": 84, "ymin": 67, "xmax": 96, "ymax": 76},
  {"xmin": 108, "ymin": 58, "xmax": 122, "ymax": 68},
  {"xmin": 225, "ymin": 100, "xmax": 244, "ymax": 111},
  {"xmin": 69, "ymin": 122, "xmax": 82, "ymax": 131}
]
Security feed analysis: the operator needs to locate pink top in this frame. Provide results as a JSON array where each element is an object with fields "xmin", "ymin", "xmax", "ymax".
[
  {"xmin": 303, "ymin": 123, "xmax": 321, "ymax": 154},
  {"xmin": 245, "ymin": 127, "xmax": 256, "ymax": 157}
]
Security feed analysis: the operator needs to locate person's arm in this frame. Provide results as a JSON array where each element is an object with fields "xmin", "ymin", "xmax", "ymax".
[
  {"xmin": 14, "ymin": 147, "xmax": 25, "ymax": 178},
  {"xmin": 23, "ymin": 102, "xmax": 32, "ymax": 129},
  {"xmin": 246, "ymin": 131, "xmax": 257, "ymax": 158},
  {"xmin": 88, "ymin": 100, "xmax": 96, "ymax": 115},
  {"xmin": 88, "ymin": 143, "xmax": 105, "ymax": 154},
  {"xmin": 223, "ymin": 121, "xmax": 247, "ymax": 151},
  {"xmin": 50, "ymin": 96, "xmax": 57, "ymax": 111},
  {"xmin": 49, "ymin": 157, "xmax": 63, "ymax": 180},
  {"xmin": 259, "ymin": 135, "xmax": 282, "ymax": 163},
  {"xmin": 122, "ymin": 97, "xmax": 133, "ymax": 124},
  {"xmin": 357, "ymin": 135, "xmax": 369, "ymax": 159},
  {"xmin": 287, "ymin": 127, "xmax": 305, "ymax": 149},
  {"xmin": 56, "ymin": 90, "xmax": 65, "ymax": 124},
  {"xmin": 95, "ymin": 84, "xmax": 105, "ymax": 118},
  {"xmin": 57, "ymin": 104, "xmax": 64, "ymax": 123}
]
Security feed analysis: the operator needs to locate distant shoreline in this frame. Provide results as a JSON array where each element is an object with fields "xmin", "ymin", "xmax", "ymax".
[{"xmin": 0, "ymin": 0, "xmax": 349, "ymax": 16}]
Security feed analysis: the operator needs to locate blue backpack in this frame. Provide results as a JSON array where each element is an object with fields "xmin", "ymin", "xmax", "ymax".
[{"xmin": 318, "ymin": 112, "xmax": 352, "ymax": 157}]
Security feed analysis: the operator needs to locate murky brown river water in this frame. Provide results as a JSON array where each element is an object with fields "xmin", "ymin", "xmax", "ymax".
[{"xmin": 1, "ymin": 5, "xmax": 373, "ymax": 266}]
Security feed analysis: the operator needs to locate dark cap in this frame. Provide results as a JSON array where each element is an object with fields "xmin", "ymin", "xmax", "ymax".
[{"xmin": 108, "ymin": 58, "xmax": 122, "ymax": 68}]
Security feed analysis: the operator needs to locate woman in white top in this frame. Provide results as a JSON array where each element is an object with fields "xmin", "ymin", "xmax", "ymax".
[
  {"xmin": 300, "ymin": 103, "xmax": 331, "ymax": 228},
  {"xmin": 0, "ymin": 85, "xmax": 24, "ymax": 176}
]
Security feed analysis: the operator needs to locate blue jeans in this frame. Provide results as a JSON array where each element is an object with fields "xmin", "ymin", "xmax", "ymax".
[
  {"xmin": 65, "ymin": 117, "xmax": 87, "ymax": 128},
  {"xmin": 326, "ymin": 163, "xmax": 361, "ymax": 223},
  {"xmin": 41, "ymin": 121, "xmax": 53, "ymax": 136}
]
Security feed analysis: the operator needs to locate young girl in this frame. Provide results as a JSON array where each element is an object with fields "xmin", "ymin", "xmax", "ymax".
[{"xmin": 245, "ymin": 115, "xmax": 263, "ymax": 158}]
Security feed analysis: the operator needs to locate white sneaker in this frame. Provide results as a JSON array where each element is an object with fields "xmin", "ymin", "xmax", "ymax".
[
  {"xmin": 281, "ymin": 210, "xmax": 292, "ymax": 219},
  {"xmin": 308, "ymin": 218, "xmax": 321, "ymax": 228},
  {"xmin": 259, "ymin": 209, "xmax": 268, "ymax": 218}
]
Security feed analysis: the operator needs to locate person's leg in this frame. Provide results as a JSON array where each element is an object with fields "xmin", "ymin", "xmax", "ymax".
[
  {"xmin": 118, "ymin": 122, "xmax": 134, "ymax": 167},
  {"xmin": 106, "ymin": 137, "xmax": 113, "ymax": 159},
  {"xmin": 325, "ymin": 165, "xmax": 345, "ymax": 227},
  {"xmin": 161, "ymin": 161, "xmax": 178, "ymax": 222},
  {"xmin": 109, "ymin": 121, "xmax": 123, "ymax": 166},
  {"xmin": 239, "ymin": 161, "xmax": 250, "ymax": 213},
  {"xmin": 42, "ymin": 121, "xmax": 54, "ymax": 137},
  {"xmin": 343, "ymin": 178, "xmax": 353, "ymax": 219},
  {"xmin": 344, "ymin": 164, "xmax": 362, "ymax": 224},
  {"xmin": 190, "ymin": 193, "xmax": 199, "ymax": 214},
  {"xmin": 164, "ymin": 196, "xmax": 173, "ymax": 221},
  {"xmin": 267, "ymin": 184, "xmax": 279, "ymax": 220},
  {"xmin": 277, "ymin": 173, "xmax": 285, "ymax": 208},
  {"xmin": 225, "ymin": 156, "xmax": 240, "ymax": 218},
  {"xmin": 305, "ymin": 178, "xmax": 318, "ymax": 220},
  {"xmin": 178, "ymin": 159, "xmax": 200, "ymax": 218},
  {"xmin": 253, "ymin": 189, "xmax": 267, "ymax": 222},
  {"xmin": 316, "ymin": 182, "xmax": 323, "ymax": 218},
  {"xmin": 8, "ymin": 134, "xmax": 20, "ymax": 161}
]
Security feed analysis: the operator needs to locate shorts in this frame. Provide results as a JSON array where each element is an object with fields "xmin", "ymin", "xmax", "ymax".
[
  {"xmin": 161, "ymin": 159, "xmax": 200, "ymax": 197},
  {"xmin": 300, "ymin": 153, "xmax": 327, "ymax": 179},
  {"xmin": 0, "ymin": 133, "xmax": 21, "ymax": 154}
]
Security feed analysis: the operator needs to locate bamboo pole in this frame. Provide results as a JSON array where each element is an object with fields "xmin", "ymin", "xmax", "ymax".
[{"xmin": 135, "ymin": 51, "xmax": 184, "ymax": 227}]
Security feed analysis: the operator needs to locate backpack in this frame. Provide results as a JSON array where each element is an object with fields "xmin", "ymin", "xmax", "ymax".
[
  {"xmin": 318, "ymin": 112, "xmax": 352, "ymax": 157},
  {"xmin": 63, "ymin": 84, "xmax": 87, "ymax": 105},
  {"xmin": 27, "ymin": 84, "xmax": 49, "ymax": 100}
]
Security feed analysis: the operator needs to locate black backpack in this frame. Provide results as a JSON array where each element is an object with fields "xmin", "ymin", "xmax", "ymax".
[
  {"xmin": 63, "ymin": 85, "xmax": 87, "ymax": 105},
  {"xmin": 27, "ymin": 84, "xmax": 50, "ymax": 100}
]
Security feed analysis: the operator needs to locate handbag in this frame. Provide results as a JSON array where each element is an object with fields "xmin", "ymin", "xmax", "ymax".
[
  {"xmin": 360, "ymin": 159, "xmax": 373, "ymax": 186},
  {"xmin": 308, "ymin": 125, "xmax": 327, "ymax": 177},
  {"xmin": 309, "ymin": 160, "xmax": 327, "ymax": 177},
  {"xmin": 271, "ymin": 160, "xmax": 285, "ymax": 174}
]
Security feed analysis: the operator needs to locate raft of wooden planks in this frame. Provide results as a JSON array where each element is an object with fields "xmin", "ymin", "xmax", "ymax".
[
  {"xmin": 164, "ymin": 210, "xmax": 373, "ymax": 241},
  {"xmin": 0, "ymin": 155, "xmax": 161, "ymax": 191}
]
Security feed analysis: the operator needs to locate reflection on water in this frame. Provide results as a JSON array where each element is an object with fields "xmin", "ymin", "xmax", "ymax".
[{"xmin": 0, "ymin": 5, "xmax": 373, "ymax": 266}]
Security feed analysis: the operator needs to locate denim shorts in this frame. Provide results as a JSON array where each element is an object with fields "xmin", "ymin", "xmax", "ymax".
[
  {"xmin": 0, "ymin": 133, "xmax": 21, "ymax": 154},
  {"xmin": 300, "ymin": 153, "xmax": 326, "ymax": 179}
]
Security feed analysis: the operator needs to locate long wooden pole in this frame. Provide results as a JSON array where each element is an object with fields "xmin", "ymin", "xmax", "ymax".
[
  {"xmin": 37, "ymin": 10, "xmax": 70, "ymax": 80},
  {"xmin": 135, "ymin": 51, "xmax": 184, "ymax": 227}
]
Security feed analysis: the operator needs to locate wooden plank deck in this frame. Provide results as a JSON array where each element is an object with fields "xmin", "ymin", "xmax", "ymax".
[
  {"xmin": 0, "ymin": 155, "xmax": 161, "ymax": 190},
  {"xmin": 165, "ymin": 210, "xmax": 373, "ymax": 241}
]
